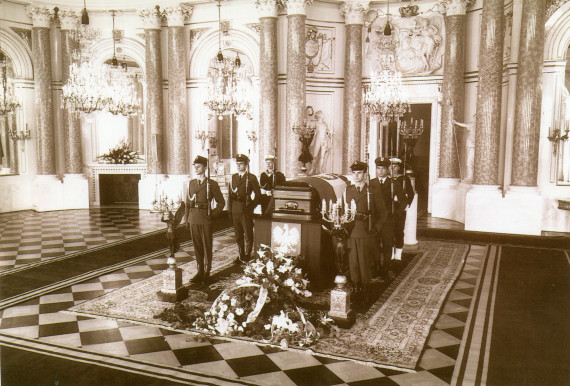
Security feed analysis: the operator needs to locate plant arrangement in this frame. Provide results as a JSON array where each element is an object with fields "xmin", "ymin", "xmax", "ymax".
[
  {"xmin": 97, "ymin": 140, "xmax": 142, "ymax": 164},
  {"xmin": 156, "ymin": 245, "xmax": 337, "ymax": 348}
]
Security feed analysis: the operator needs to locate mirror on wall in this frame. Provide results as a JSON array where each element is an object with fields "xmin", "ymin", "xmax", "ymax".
[{"xmin": 0, "ymin": 52, "xmax": 19, "ymax": 175}]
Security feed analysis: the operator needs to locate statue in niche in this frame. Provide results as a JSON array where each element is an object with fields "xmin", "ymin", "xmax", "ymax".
[
  {"xmin": 308, "ymin": 110, "xmax": 333, "ymax": 175},
  {"xmin": 453, "ymin": 118, "xmax": 475, "ymax": 183}
]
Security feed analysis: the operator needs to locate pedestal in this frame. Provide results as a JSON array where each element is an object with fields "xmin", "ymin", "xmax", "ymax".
[
  {"xmin": 157, "ymin": 266, "xmax": 187, "ymax": 303},
  {"xmin": 62, "ymin": 174, "xmax": 89, "ymax": 209},
  {"xmin": 33, "ymin": 174, "xmax": 64, "ymax": 212},
  {"xmin": 465, "ymin": 185, "xmax": 542, "ymax": 235},
  {"xmin": 328, "ymin": 275, "xmax": 354, "ymax": 328},
  {"xmin": 431, "ymin": 178, "xmax": 461, "ymax": 222}
]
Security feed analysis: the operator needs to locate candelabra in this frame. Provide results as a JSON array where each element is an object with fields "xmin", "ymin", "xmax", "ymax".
[
  {"xmin": 195, "ymin": 129, "xmax": 211, "ymax": 150},
  {"xmin": 399, "ymin": 117, "xmax": 424, "ymax": 139},
  {"xmin": 321, "ymin": 197, "xmax": 357, "ymax": 327},
  {"xmin": 8, "ymin": 126, "xmax": 31, "ymax": 141},
  {"xmin": 151, "ymin": 193, "xmax": 181, "ymax": 214},
  {"xmin": 547, "ymin": 127, "xmax": 569, "ymax": 155}
]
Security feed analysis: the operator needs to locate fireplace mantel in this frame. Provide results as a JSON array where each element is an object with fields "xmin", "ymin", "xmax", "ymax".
[{"xmin": 88, "ymin": 163, "xmax": 147, "ymax": 206}]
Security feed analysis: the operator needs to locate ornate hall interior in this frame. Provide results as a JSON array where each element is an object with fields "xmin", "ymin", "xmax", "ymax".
[{"xmin": 0, "ymin": 0, "xmax": 569, "ymax": 385}]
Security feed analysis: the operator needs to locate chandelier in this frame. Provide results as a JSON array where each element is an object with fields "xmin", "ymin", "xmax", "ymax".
[
  {"xmin": 204, "ymin": 0, "xmax": 252, "ymax": 120},
  {"xmin": 362, "ymin": 0, "xmax": 409, "ymax": 122},
  {"xmin": 62, "ymin": 8, "xmax": 140, "ymax": 116},
  {"xmin": 0, "ymin": 51, "xmax": 20, "ymax": 115}
]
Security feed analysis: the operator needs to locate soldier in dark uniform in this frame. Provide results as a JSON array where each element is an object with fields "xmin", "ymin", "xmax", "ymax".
[
  {"xmin": 182, "ymin": 155, "xmax": 225, "ymax": 286},
  {"xmin": 229, "ymin": 154, "xmax": 261, "ymax": 264},
  {"xmin": 259, "ymin": 155, "xmax": 286, "ymax": 215},
  {"xmin": 389, "ymin": 157, "xmax": 415, "ymax": 261},
  {"xmin": 344, "ymin": 161, "xmax": 375, "ymax": 293},
  {"xmin": 370, "ymin": 157, "xmax": 405, "ymax": 280}
]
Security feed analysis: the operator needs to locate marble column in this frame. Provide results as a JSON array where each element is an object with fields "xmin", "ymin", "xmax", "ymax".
[
  {"xmin": 257, "ymin": 1, "xmax": 279, "ymax": 164},
  {"xmin": 140, "ymin": 8, "xmax": 166, "ymax": 174},
  {"xmin": 473, "ymin": 0, "xmax": 504, "ymax": 185},
  {"xmin": 439, "ymin": 0, "xmax": 470, "ymax": 179},
  {"xmin": 164, "ymin": 5, "xmax": 192, "ymax": 175},
  {"xmin": 340, "ymin": 0, "xmax": 368, "ymax": 173},
  {"xmin": 59, "ymin": 10, "xmax": 83, "ymax": 175},
  {"xmin": 511, "ymin": 0, "xmax": 546, "ymax": 186},
  {"xmin": 285, "ymin": 0, "xmax": 308, "ymax": 177},
  {"xmin": 26, "ymin": 6, "xmax": 56, "ymax": 175}
]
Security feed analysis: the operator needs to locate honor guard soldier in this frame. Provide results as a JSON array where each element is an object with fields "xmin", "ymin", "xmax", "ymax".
[
  {"xmin": 259, "ymin": 155, "xmax": 286, "ymax": 215},
  {"xmin": 344, "ymin": 161, "xmax": 376, "ymax": 294},
  {"xmin": 370, "ymin": 157, "xmax": 405, "ymax": 280},
  {"xmin": 183, "ymin": 155, "xmax": 225, "ymax": 286},
  {"xmin": 229, "ymin": 154, "xmax": 261, "ymax": 264},
  {"xmin": 389, "ymin": 157, "xmax": 415, "ymax": 261}
]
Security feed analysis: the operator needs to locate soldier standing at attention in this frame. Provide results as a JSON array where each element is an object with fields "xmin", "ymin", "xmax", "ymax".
[
  {"xmin": 389, "ymin": 157, "xmax": 414, "ymax": 261},
  {"xmin": 344, "ymin": 161, "xmax": 375, "ymax": 294},
  {"xmin": 183, "ymin": 155, "xmax": 225, "ymax": 286},
  {"xmin": 259, "ymin": 155, "xmax": 286, "ymax": 215},
  {"xmin": 229, "ymin": 154, "xmax": 261, "ymax": 264},
  {"xmin": 370, "ymin": 157, "xmax": 405, "ymax": 280}
]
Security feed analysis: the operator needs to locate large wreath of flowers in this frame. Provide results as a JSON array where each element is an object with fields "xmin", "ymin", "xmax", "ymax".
[
  {"xmin": 97, "ymin": 139, "xmax": 142, "ymax": 164},
  {"xmin": 191, "ymin": 244, "xmax": 335, "ymax": 348}
]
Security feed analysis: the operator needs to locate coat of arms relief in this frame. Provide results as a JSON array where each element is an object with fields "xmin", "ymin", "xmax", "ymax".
[{"xmin": 365, "ymin": 7, "xmax": 446, "ymax": 76}]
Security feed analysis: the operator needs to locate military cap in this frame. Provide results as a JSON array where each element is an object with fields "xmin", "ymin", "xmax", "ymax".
[
  {"xmin": 235, "ymin": 153, "xmax": 249, "ymax": 163},
  {"xmin": 389, "ymin": 157, "xmax": 402, "ymax": 164},
  {"xmin": 350, "ymin": 160, "xmax": 368, "ymax": 171},
  {"xmin": 264, "ymin": 155, "xmax": 276, "ymax": 161},
  {"xmin": 375, "ymin": 157, "xmax": 391, "ymax": 167},
  {"xmin": 193, "ymin": 155, "xmax": 208, "ymax": 166}
]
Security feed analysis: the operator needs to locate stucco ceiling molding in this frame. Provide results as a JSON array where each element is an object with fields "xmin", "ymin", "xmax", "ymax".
[
  {"xmin": 189, "ymin": 26, "xmax": 260, "ymax": 79},
  {"xmin": 0, "ymin": 28, "xmax": 33, "ymax": 79},
  {"xmin": 545, "ymin": 0, "xmax": 570, "ymax": 60}
]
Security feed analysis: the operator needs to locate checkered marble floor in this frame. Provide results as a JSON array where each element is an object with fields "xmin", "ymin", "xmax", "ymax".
[
  {"xmin": 0, "ymin": 213, "xmax": 486, "ymax": 386},
  {"xmin": 0, "ymin": 209, "xmax": 165, "ymax": 272}
]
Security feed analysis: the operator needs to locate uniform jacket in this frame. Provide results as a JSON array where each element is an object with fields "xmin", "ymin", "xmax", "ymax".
[
  {"xmin": 228, "ymin": 172, "xmax": 261, "ymax": 214},
  {"xmin": 393, "ymin": 174, "xmax": 414, "ymax": 207},
  {"xmin": 259, "ymin": 171, "xmax": 286, "ymax": 192},
  {"xmin": 344, "ymin": 184, "xmax": 375, "ymax": 238},
  {"xmin": 182, "ymin": 177, "xmax": 225, "ymax": 225},
  {"xmin": 369, "ymin": 176, "xmax": 406, "ymax": 224}
]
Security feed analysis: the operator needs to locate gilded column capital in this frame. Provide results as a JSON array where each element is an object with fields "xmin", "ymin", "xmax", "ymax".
[
  {"xmin": 163, "ymin": 4, "xmax": 193, "ymax": 27},
  {"xmin": 340, "ymin": 0, "xmax": 370, "ymax": 25},
  {"xmin": 440, "ymin": 0, "xmax": 474, "ymax": 16},
  {"xmin": 58, "ymin": 9, "xmax": 79, "ymax": 31},
  {"xmin": 285, "ymin": 0, "xmax": 312, "ymax": 16},
  {"xmin": 256, "ymin": 0, "xmax": 279, "ymax": 18},
  {"xmin": 26, "ymin": 6, "xmax": 55, "ymax": 28},
  {"xmin": 139, "ymin": 7, "xmax": 163, "ymax": 29}
]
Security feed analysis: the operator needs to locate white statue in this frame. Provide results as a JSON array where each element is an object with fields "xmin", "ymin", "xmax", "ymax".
[
  {"xmin": 308, "ymin": 110, "xmax": 333, "ymax": 175},
  {"xmin": 453, "ymin": 119, "xmax": 475, "ymax": 183}
]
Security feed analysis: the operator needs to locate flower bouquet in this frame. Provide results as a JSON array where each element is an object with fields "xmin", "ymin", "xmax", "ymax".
[
  {"xmin": 189, "ymin": 245, "xmax": 336, "ymax": 348},
  {"xmin": 97, "ymin": 139, "xmax": 142, "ymax": 164}
]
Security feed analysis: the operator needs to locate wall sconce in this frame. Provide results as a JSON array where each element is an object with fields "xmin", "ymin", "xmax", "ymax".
[
  {"xmin": 9, "ymin": 124, "xmax": 31, "ymax": 141},
  {"xmin": 547, "ymin": 127, "xmax": 569, "ymax": 155}
]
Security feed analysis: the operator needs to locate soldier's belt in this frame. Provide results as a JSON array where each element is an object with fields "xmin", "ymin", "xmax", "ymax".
[{"xmin": 188, "ymin": 202, "xmax": 209, "ymax": 209}]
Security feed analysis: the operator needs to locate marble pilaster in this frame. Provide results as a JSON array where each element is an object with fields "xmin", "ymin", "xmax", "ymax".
[
  {"xmin": 258, "ymin": 2, "xmax": 279, "ymax": 165},
  {"xmin": 472, "ymin": 0, "xmax": 504, "ymax": 185},
  {"xmin": 140, "ymin": 8, "xmax": 166, "ymax": 174},
  {"xmin": 27, "ymin": 6, "xmax": 56, "ymax": 175},
  {"xmin": 164, "ymin": 5, "xmax": 192, "ymax": 175},
  {"xmin": 511, "ymin": 0, "xmax": 546, "ymax": 186},
  {"xmin": 340, "ymin": 1, "xmax": 368, "ymax": 173},
  {"xmin": 439, "ymin": 1, "xmax": 469, "ymax": 178},
  {"xmin": 285, "ymin": 6, "xmax": 307, "ymax": 176},
  {"xmin": 59, "ymin": 10, "xmax": 83, "ymax": 175}
]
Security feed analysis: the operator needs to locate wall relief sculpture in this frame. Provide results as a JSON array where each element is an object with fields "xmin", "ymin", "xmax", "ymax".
[
  {"xmin": 305, "ymin": 24, "xmax": 335, "ymax": 74},
  {"xmin": 364, "ymin": 9, "xmax": 445, "ymax": 76}
]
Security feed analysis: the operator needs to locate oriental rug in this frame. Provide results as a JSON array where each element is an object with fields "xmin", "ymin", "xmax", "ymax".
[{"xmin": 68, "ymin": 240, "xmax": 468, "ymax": 371}]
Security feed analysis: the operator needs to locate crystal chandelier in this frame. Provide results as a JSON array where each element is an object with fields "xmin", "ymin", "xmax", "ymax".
[
  {"xmin": 62, "ymin": 8, "xmax": 140, "ymax": 116},
  {"xmin": 362, "ymin": 0, "xmax": 409, "ymax": 122},
  {"xmin": 0, "ymin": 51, "xmax": 21, "ymax": 115},
  {"xmin": 204, "ymin": 0, "xmax": 251, "ymax": 120}
]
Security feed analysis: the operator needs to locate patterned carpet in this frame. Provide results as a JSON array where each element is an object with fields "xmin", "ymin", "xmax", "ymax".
[{"xmin": 67, "ymin": 240, "xmax": 467, "ymax": 371}]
